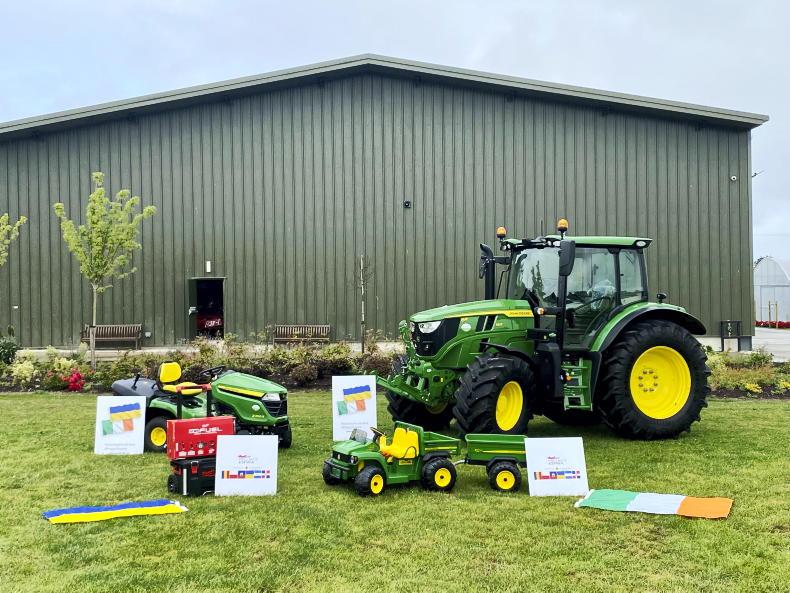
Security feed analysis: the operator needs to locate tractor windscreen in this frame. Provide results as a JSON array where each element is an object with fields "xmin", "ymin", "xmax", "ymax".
[{"xmin": 506, "ymin": 249, "xmax": 560, "ymax": 306}]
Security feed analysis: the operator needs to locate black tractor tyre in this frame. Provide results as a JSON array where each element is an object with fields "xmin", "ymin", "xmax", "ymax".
[
  {"xmin": 453, "ymin": 352, "xmax": 535, "ymax": 435},
  {"xmin": 541, "ymin": 404, "xmax": 601, "ymax": 427},
  {"xmin": 143, "ymin": 416, "xmax": 169, "ymax": 453},
  {"xmin": 279, "ymin": 425, "xmax": 293, "ymax": 449},
  {"xmin": 322, "ymin": 461, "xmax": 341, "ymax": 486},
  {"xmin": 487, "ymin": 461, "xmax": 522, "ymax": 493},
  {"xmin": 597, "ymin": 320, "xmax": 710, "ymax": 440},
  {"xmin": 354, "ymin": 465, "xmax": 386, "ymax": 496},
  {"xmin": 420, "ymin": 457, "xmax": 457, "ymax": 492},
  {"xmin": 385, "ymin": 354, "xmax": 455, "ymax": 430}
]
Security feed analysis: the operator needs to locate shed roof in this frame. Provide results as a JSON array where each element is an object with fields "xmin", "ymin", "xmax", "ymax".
[{"xmin": 0, "ymin": 54, "xmax": 769, "ymax": 141}]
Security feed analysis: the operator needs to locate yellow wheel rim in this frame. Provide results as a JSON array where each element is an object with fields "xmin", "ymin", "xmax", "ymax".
[
  {"xmin": 150, "ymin": 426, "xmax": 167, "ymax": 447},
  {"xmin": 370, "ymin": 474, "xmax": 384, "ymax": 494},
  {"xmin": 495, "ymin": 381, "xmax": 523, "ymax": 431},
  {"xmin": 629, "ymin": 346, "xmax": 692, "ymax": 419},
  {"xmin": 434, "ymin": 467, "xmax": 452, "ymax": 488},
  {"xmin": 495, "ymin": 470, "xmax": 516, "ymax": 490}
]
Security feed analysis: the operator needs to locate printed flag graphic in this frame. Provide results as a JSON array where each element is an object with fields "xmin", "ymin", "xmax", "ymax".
[{"xmin": 337, "ymin": 385, "xmax": 372, "ymax": 416}]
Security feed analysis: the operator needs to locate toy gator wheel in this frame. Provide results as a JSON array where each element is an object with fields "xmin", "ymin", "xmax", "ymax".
[
  {"xmin": 385, "ymin": 355, "xmax": 454, "ymax": 429},
  {"xmin": 453, "ymin": 353, "xmax": 534, "ymax": 435},
  {"xmin": 355, "ymin": 466, "xmax": 386, "ymax": 496},
  {"xmin": 144, "ymin": 417, "xmax": 168, "ymax": 452},
  {"xmin": 322, "ymin": 461, "xmax": 341, "ymax": 486},
  {"xmin": 488, "ymin": 461, "xmax": 522, "ymax": 492},
  {"xmin": 420, "ymin": 457, "xmax": 457, "ymax": 492},
  {"xmin": 597, "ymin": 320, "xmax": 710, "ymax": 439}
]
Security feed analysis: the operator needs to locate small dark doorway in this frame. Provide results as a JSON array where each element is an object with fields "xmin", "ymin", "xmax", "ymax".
[{"xmin": 188, "ymin": 277, "xmax": 225, "ymax": 339}]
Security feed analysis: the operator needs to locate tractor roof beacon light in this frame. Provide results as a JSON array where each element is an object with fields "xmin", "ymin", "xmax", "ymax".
[
  {"xmin": 496, "ymin": 226, "xmax": 507, "ymax": 243},
  {"xmin": 557, "ymin": 218, "xmax": 569, "ymax": 239}
]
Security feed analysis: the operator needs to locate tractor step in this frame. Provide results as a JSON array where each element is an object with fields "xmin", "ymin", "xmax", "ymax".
[{"xmin": 561, "ymin": 359, "xmax": 592, "ymax": 410}]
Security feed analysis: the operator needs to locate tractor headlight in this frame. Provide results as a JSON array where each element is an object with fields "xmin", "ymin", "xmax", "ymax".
[
  {"xmin": 418, "ymin": 321, "xmax": 442, "ymax": 334},
  {"xmin": 262, "ymin": 392, "xmax": 282, "ymax": 401},
  {"xmin": 349, "ymin": 455, "xmax": 358, "ymax": 464}
]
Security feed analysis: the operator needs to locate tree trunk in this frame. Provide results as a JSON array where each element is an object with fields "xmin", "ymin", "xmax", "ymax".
[{"xmin": 90, "ymin": 286, "xmax": 98, "ymax": 369}]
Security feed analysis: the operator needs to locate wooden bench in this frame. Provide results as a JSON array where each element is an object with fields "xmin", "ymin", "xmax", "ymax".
[
  {"xmin": 272, "ymin": 324, "xmax": 331, "ymax": 345},
  {"xmin": 81, "ymin": 324, "xmax": 143, "ymax": 349}
]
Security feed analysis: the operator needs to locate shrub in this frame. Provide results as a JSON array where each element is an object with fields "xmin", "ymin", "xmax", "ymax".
[
  {"xmin": 288, "ymin": 362, "xmax": 319, "ymax": 386},
  {"xmin": 9, "ymin": 352, "xmax": 39, "ymax": 389},
  {"xmin": 0, "ymin": 338, "xmax": 19, "ymax": 365}
]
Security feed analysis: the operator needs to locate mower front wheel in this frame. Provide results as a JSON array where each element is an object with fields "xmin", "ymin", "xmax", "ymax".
[
  {"xmin": 144, "ymin": 416, "xmax": 169, "ymax": 453},
  {"xmin": 421, "ymin": 457, "xmax": 457, "ymax": 492},
  {"xmin": 279, "ymin": 425, "xmax": 293, "ymax": 449},
  {"xmin": 354, "ymin": 466, "xmax": 386, "ymax": 496}
]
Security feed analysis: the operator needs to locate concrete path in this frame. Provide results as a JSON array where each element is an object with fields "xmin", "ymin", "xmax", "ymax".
[{"xmin": 753, "ymin": 327, "xmax": 790, "ymax": 362}]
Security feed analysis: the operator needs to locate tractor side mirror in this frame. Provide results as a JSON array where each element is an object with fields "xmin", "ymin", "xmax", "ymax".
[{"xmin": 558, "ymin": 240, "xmax": 576, "ymax": 277}]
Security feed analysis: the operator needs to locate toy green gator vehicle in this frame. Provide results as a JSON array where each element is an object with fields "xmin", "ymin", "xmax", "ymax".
[
  {"xmin": 378, "ymin": 219, "xmax": 710, "ymax": 440},
  {"xmin": 112, "ymin": 362, "xmax": 291, "ymax": 451},
  {"xmin": 322, "ymin": 422, "xmax": 461, "ymax": 496}
]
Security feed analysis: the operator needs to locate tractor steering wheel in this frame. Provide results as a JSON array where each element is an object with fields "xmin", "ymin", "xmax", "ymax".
[
  {"xmin": 198, "ymin": 365, "xmax": 227, "ymax": 382},
  {"xmin": 370, "ymin": 427, "xmax": 386, "ymax": 442}
]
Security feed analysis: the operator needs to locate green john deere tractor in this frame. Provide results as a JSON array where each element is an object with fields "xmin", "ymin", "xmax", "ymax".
[{"xmin": 377, "ymin": 219, "xmax": 710, "ymax": 440}]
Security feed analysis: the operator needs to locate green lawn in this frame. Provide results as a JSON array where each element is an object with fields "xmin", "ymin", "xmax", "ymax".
[{"xmin": 0, "ymin": 393, "xmax": 788, "ymax": 593}]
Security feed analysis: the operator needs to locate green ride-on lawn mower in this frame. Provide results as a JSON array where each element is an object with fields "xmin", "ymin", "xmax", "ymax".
[
  {"xmin": 378, "ymin": 219, "xmax": 710, "ymax": 440},
  {"xmin": 111, "ymin": 361, "xmax": 292, "ymax": 451},
  {"xmin": 323, "ymin": 422, "xmax": 462, "ymax": 496}
]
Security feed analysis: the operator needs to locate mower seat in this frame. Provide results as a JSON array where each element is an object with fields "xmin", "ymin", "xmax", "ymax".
[
  {"xmin": 379, "ymin": 427, "xmax": 419, "ymax": 459},
  {"xmin": 157, "ymin": 361, "xmax": 205, "ymax": 396}
]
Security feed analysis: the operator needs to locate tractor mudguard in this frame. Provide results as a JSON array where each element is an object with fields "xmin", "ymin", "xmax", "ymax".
[
  {"xmin": 591, "ymin": 303, "xmax": 706, "ymax": 353},
  {"xmin": 482, "ymin": 342, "xmax": 536, "ymax": 369}
]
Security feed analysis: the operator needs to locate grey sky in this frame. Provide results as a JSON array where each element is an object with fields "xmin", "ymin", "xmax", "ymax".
[{"xmin": 1, "ymin": 0, "xmax": 786, "ymax": 259}]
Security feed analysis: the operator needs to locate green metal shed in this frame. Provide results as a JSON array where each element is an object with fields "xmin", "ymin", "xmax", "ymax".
[{"xmin": 0, "ymin": 54, "xmax": 768, "ymax": 347}]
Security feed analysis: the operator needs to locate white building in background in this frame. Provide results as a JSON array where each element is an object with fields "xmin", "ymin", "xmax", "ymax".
[{"xmin": 754, "ymin": 256, "xmax": 790, "ymax": 322}]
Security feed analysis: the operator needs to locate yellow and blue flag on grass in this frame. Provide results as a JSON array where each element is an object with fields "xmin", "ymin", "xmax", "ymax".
[{"xmin": 43, "ymin": 499, "xmax": 188, "ymax": 524}]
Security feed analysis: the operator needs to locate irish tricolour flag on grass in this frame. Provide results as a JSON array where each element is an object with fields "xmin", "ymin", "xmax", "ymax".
[{"xmin": 575, "ymin": 489, "xmax": 733, "ymax": 519}]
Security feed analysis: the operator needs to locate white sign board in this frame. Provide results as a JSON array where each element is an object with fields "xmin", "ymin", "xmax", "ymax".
[
  {"xmin": 94, "ymin": 396, "xmax": 146, "ymax": 455},
  {"xmin": 525, "ymin": 437, "xmax": 589, "ymax": 496},
  {"xmin": 215, "ymin": 435, "xmax": 278, "ymax": 496},
  {"xmin": 331, "ymin": 375, "xmax": 378, "ymax": 441}
]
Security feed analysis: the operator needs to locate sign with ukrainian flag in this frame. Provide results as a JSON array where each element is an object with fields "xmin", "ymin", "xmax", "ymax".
[
  {"xmin": 525, "ymin": 437, "xmax": 589, "ymax": 496},
  {"xmin": 94, "ymin": 396, "xmax": 146, "ymax": 454},
  {"xmin": 331, "ymin": 375, "xmax": 377, "ymax": 441}
]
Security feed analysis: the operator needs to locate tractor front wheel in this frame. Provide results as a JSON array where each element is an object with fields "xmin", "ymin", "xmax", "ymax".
[
  {"xmin": 453, "ymin": 353, "xmax": 534, "ymax": 435},
  {"xmin": 420, "ymin": 457, "xmax": 457, "ymax": 492},
  {"xmin": 597, "ymin": 320, "xmax": 710, "ymax": 439},
  {"xmin": 354, "ymin": 466, "xmax": 386, "ymax": 496},
  {"xmin": 385, "ymin": 355, "xmax": 454, "ymax": 430}
]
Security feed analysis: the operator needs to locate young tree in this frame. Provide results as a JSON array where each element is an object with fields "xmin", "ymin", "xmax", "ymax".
[
  {"xmin": 54, "ymin": 172, "xmax": 156, "ymax": 365},
  {"xmin": 0, "ymin": 213, "xmax": 27, "ymax": 268}
]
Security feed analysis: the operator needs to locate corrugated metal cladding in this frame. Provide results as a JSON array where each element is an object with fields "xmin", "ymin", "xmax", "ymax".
[{"xmin": 0, "ymin": 72, "xmax": 754, "ymax": 346}]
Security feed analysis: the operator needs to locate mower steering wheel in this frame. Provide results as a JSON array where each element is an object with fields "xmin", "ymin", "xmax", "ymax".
[{"xmin": 198, "ymin": 365, "xmax": 227, "ymax": 381}]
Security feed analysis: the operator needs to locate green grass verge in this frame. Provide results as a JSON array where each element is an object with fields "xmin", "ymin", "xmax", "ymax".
[{"xmin": 0, "ymin": 393, "xmax": 788, "ymax": 593}]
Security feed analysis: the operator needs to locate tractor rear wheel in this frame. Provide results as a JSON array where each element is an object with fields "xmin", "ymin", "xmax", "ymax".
[
  {"xmin": 420, "ymin": 457, "xmax": 457, "ymax": 492},
  {"xmin": 385, "ymin": 355, "xmax": 454, "ymax": 430},
  {"xmin": 541, "ymin": 404, "xmax": 601, "ymax": 427},
  {"xmin": 453, "ymin": 353, "xmax": 534, "ymax": 435},
  {"xmin": 597, "ymin": 320, "xmax": 710, "ymax": 439}
]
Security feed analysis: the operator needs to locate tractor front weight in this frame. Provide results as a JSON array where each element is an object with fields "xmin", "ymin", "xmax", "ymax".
[{"xmin": 376, "ymin": 360, "xmax": 457, "ymax": 408}]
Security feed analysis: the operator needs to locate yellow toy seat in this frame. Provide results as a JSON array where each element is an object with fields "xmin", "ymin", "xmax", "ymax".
[
  {"xmin": 157, "ymin": 362, "xmax": 205, "ymax": 396},
  {"xmin": 379, "ymin": 427, "xmax": 419, "ymax": 459}
]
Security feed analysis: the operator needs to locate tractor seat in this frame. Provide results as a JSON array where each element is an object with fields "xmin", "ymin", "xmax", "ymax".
[
  {"xmin": 157, "ymin": 361, "xmax": 206, "ymax": 396},
  {"xmin": 379, "ymin": 427, "xmax": 419, "ymax": 459}
]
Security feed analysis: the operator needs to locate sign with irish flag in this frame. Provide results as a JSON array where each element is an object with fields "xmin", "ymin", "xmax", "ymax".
[
  {"xmin": 575, "ymin": 489, "xmax": 733, "ymax": 519},
  {"xmin": 94, "ymin": 396, "xmax": 146, "ymax": 454},
  {"xmin": 332, "ymin": 375, "xmax": 377, "ymax": 441}
]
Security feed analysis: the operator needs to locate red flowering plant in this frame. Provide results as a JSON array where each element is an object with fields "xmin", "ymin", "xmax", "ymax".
[{"xmin": 64, "ymin": 370, "xmax": 86, "ymax": 392}]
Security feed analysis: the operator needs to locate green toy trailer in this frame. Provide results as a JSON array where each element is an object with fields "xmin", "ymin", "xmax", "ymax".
[
  {"xmin": 378, "ymin": 219, "xmax": 710, "ymax": 440},
  {"xmin": 112, "ymin": 362, "xmax": 291, "ymax": 451},
  {"xmin": 463, "ymin": 434, "xmax": 527, "ymax": 493},
  {"xmin": 322, "ymin": 422, "xmax": 462, "ymax": 496}
]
